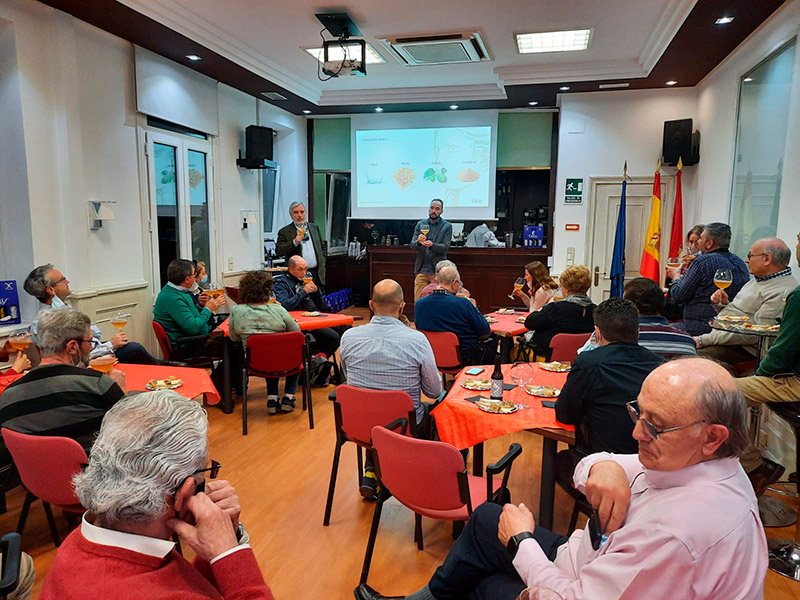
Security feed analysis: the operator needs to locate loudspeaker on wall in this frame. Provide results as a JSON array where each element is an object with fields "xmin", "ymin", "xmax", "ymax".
[
  {"xmin": 245, "ymin": 125, "xmax": 274, "ymax": 161},
  {"xmin": 662, "ymin": 119, "xmax": 699, "ymax": 166}
]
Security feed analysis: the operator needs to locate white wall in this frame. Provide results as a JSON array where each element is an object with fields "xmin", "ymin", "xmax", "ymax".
[{"xmin": 553, "ymin": 88, "xmax": 699, "ymax": 273}]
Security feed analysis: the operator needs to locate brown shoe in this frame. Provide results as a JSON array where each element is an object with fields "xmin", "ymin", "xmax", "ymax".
[{"xmin": 748, "ymin": 458, "xmax": 785, "ymax": 497}]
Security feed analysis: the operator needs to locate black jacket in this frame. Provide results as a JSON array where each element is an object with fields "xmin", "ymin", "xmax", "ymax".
[
  {"xmin": 275, "ymin": 222, "xmax": 326, "ymax": 285},
  {"xmin": 273, "ymin": 274, "xmax": 324, "ymax": 312},
  {"xmin": 524, "ymin": 300, "xmax": 596, "ymax": 349}
]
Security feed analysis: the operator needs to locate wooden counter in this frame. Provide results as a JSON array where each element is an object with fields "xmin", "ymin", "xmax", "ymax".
[{"xmin": 368, "ymin": 246, "xmax": 549, "ymax": 314}]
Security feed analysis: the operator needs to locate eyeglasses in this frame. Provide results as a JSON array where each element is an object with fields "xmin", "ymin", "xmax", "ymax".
[
  {"xmin": 174, "ymin": 459, "xmax": 221, "ymax": 496},
  {"xmin": 746, "ymin": 252, "xmax": 767, "ymax": 260},
  {"xmin": 73, "ymin": 338, "xmax": 99, "ymax": 350},
  {"xmin": 50, "ymin": 277, "xmax": 67, "ymax": 285},
  {"xmin": 626, "ymin": 401, "xmax": 706, "ymax": 440}
]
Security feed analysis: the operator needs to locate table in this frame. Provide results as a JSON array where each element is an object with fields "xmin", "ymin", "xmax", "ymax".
[
  {"xmin": 214, "ymin": 311, "xmax": 355, "ymax": 413},
  {"xmin": 708, "ymin": 317, "xmax": 780, "ymax": 361},
  {"xmin": 433, "ymin": 363, "xmax": 574, "ymax": 529},
  {"xmin": 117, "ymin": 364, "xmax": 220, "ymax": 404},
  {"xmin": 486, "ymin": 311, "xmax": 528, "ymax": 363}
]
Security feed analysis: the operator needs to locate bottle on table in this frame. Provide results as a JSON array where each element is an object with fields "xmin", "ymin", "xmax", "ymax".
[{"xmin": 491, "ymin": 353, "xmax": 504, "ymax": 400}]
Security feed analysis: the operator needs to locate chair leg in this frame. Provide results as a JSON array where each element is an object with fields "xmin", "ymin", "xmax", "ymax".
[
  {"xmin": 42, "ymin": 501, "xmax": 61, "ymax": 547},
  {"xmin": 323, "ymin": 440, "xmax": 345, "ymax": 526},
  {"xmin": 356, "ymin": 446, "xmax": 364, "ymax": 482},
  {"xmin": 360, "ymin": 492, "xmax": 386, "ymax": 585},
  {"xmin": 16, "ymin": 491, "xmax": 34, "ymax": 537},
  {"xmin": 415, "ymin": 512, "xmax": 423, "ymax": 550},
  {"xmin": 568, "ymin": 501, "xmax": 580, "ymax": 534},
  {"xmin": 452, "ymin": 520, "xmax": 464, "ymax": 540},
  {"xmin": 0, "ymin": 490, "xmax": 7, "ymax": 515},
  {"xmin": 305, "ymin": 368, "xmax": 314, "ymax": 430},
  {"xmin": 242, "ymin": 369, "xmax": 249, "ymax": 436}
]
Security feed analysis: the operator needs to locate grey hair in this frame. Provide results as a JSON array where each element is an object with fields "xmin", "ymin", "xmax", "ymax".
[
  {"xmin": 703, "ymin": 222, "xmax": 732, "ymax": 249},
  {"xmin": 73, "ymin": 391, "xmax": 208, "ymax": 526},
  {"xmin": 38, "ymin": 308, "xmax": 91, "ymax": 357},
  {"xmin": 693, "ymin": 381, "xmax": 749, "ymax": 458},
  {"xmin": 23, "ymin": 264, "xmax": 54, "ymax": 303},
  {"xmin": 762, "ymin": 240, "xmax": 791, "ymax": 268},
  {"xmin": 435, "ymin": 260, "xmax": 456, "ymax": 273},
  {"xmin": 288, "ymin": 201, "xmax": 305, "ymax": 215},
  {"xmin": 437, "ymin": 266, "xmax": 460, "ymax": 286}
]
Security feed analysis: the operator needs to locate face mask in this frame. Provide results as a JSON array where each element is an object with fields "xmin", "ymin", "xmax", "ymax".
[
  {"xmin": 200, "ymin": 275, "xmax": 208, "ymax": 285},
  {"xmin": 51, "ymin": 295, "xmax": 67, "ymax": 309}
]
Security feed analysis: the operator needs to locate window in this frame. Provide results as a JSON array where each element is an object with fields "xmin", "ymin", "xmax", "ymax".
[{"xmin": 729, "ymin": 39, "xmax": 796, "ymax": 256}]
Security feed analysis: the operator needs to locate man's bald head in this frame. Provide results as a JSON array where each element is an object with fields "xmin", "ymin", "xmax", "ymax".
[
  {"xmin": 370, "ymin": 279, "xmax": 405, "ymax": 317},
  {"xmin": 757, "ymin": 237, "xmax": 791, "ymax": 269}
]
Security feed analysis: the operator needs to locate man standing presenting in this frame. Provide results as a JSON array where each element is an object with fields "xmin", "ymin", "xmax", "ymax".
[
  {"xmin": 276, "ymin": 202, "xmax": 326, "ymax": 287},
  {"xmin": 410, "ymin": 199, "xmax": 452, "ymax": 301}
]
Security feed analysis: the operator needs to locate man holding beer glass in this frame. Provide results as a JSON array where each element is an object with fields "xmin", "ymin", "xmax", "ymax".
[
  {"xmin": 276, "ymin": 202, "xmax": 326, "ymax": 287},
  {"xmin": 410, "ymin": 199, "xmax": 452, "ymax": 301}
]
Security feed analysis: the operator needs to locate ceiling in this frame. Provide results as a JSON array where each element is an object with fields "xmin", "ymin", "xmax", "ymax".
[{"xmin": 38, "ymin": 0, "xmax": 788, "ymax": 114}]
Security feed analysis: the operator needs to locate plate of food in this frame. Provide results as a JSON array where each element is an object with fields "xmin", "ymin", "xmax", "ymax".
[
  {"xmin": 462, "ymin": 379, "xmax": 492, "ymax": 391},
  {"xmin": 742, "ymin": 323, "xmax": 780, "ymax": 332},
  {"xmin": 496, "ymin": 308, "xmax": 517, "ymax": 315},
  {"xmin": 301, "ymin": 311, "xmax": 323, "ymax": 317},
  {"xmin": 717, "ymin": 315, "xmax": 750, "ymax": 322},
  {"xmin": 516, "ymin": 316, "xmax": 527, "ymax": 323},
  {"xmin": 539, "ymin": 361, "xmax": 571, "ymax": 373},
  {"xmin": 145, "ymin": 376, "xmax": 183, "ymax": 391},
  {"xmin": 525, "ymin": 384, "xmax": 561, "ymax": 398},
  {"xmin": 485, "ymin": 316, "xmax": 498, "ymax": 323},
  {"xmin": 475, "ymin": 399, "xmax": 518, "ymax": 414}
]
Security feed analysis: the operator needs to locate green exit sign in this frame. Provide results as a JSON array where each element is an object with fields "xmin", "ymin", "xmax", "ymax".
[{"xmin": 565, "ymin": 178, "xmax": 583, "ymax": 204}]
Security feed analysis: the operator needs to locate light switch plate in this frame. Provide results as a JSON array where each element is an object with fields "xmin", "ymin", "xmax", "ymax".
[{"xmin": 228, "ymin": 257, "xmax": 234, "ymax": 270}]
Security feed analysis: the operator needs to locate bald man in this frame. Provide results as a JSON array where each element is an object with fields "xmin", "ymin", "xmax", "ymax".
[
  {"xmin": 696, "ymin": 237, "xmax": 797, "ymax": 367},
  {"xmin": 357, "ymin": 358, "xmax": 767, "ymax": 600},
  {"xmin": 340, "ymin": 279, "xmax": 442, "ymax": 498}
]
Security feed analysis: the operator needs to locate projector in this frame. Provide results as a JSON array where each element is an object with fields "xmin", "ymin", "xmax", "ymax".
[{"xmin": 323, "ymin": 58, "xmax": 366, "ymax": 77}]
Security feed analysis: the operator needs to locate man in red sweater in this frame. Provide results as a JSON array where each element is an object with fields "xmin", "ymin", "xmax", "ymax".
[{"xmin": 40, "ymin": 390, "xmax": 273, "ymax": 600}]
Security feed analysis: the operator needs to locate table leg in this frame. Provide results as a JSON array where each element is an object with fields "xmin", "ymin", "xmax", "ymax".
[
  {"xmin": 500, "ymin": 336, "xmax": 513, "ymax": 364},
  {"xmin": 473, "ymin": 442, "xmax": 484, "ymax": 476},
  {"xmin": 222, "ymin": 337, "xmax": 233, "ymax": 414},
  {"xmin": 539, "ymin": 437, "xmax": 557, "ymax": 530}
]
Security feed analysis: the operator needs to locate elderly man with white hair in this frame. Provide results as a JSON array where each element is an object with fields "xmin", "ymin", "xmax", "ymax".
[
  {"xmin": 40, "ymin": 391, "xmax": 274, "ymax": 600},
  {"xmin": 276, "ymin": 201, "xmax": 326, "ymax": 286},
  {"xmin": 418, "ymin": 260, "xmax": 471, "ymax": 299},
  {"xmin": 357, "ymin": 358, "xmax": 767, "ymax": 600}
]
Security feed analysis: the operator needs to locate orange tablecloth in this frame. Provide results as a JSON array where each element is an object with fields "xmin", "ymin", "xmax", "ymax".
[
  {"xmin": 433, "ymin": 364, "xmax": 572, "ymax": 450},
  {"xmin": 117, "ymin": 364, "xmax": 220, "ymax": 405},
  {"xmin": 487, "ymin": 311, "xmax": 528, "ymax": 337},
  {"xmin": 216, "ymin": 311, "xmax": 353, "ymax": 336}
]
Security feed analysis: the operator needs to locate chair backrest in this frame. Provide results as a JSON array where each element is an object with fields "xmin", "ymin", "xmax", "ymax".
[
  {"xmin": 225, "ymin": 286, "xmax": 240, "ymax": 304},
  {"xmin": 2, "ymin": 428, "xmax": 86, "ymax": 507},
  {"xmin": 336, "ymin": 385, "xmax": 415, "ymax": 445},
  {"xmin": 152, "ymin": 320, "xmax": 173, "ymax": 360},
  {"xmin": 371, "ymin": 425, "xmax": 466, "ymax": 511},
  {"xmin": 246, "ymin": 331, "xmax": 306, "ymax": 376},
  {"xmin": 549, "ymin": 332, "xmax": 592, "ymax": 362},
  {"xmin": 420, "ymin": 330, "xmax": 462, "ymax": 369}
]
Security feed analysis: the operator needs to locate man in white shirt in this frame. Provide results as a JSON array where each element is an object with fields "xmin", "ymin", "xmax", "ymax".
[
  {"xmin": 465, "ymin": 221, "xmax": 504, "ymax": 248},
  {"xmin": 356, "ymin": 358, "xmax": 766, "ymax": 600},
  {"xmin": 275, "ymin": 202, "xmax": 326, "ymax": 286}
]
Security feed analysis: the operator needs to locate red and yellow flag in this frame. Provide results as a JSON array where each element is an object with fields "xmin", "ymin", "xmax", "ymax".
[{"xmin": 640, "ymin": 162, "xmax": 662, "ymax": 282}]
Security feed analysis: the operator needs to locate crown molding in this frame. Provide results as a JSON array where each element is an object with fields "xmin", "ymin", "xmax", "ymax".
[
  {"xmin": 639, "ymin": 0, "xmax": 697, "ymax": 73},
  {"xmin": 495, "ymin": 59, "xmax": 647, "ymax": 85},
  {"xmin": 317, "ymin": 83, "xmax": 507, "ymax": 106},
  {"xmin": 118, "ymin": 0, "xmax": 322, "ymax": 103}
]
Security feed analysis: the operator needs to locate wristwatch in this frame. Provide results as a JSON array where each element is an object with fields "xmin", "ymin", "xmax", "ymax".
[
  {"xmin": 506, "ymin": 531, "xmax": 535, "ymax": 559},
  {"xmin": 235, "ymin": 521, "xmax": 245, "ymax": 543}
]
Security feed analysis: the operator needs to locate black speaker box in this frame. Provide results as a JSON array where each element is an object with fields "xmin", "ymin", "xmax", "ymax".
[
  {"xmin": 662, "ymin": 119, "xmax": 699, "ymax": 166},
  {"xmin": 245, "ymin": 125, "xmax": 274, "ymax": 161}
]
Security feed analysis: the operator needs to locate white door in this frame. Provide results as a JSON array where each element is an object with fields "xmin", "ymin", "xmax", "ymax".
[
  {"xmin": 587, "ymin": 176, "xmax": 676, "ymax": 304},
  {"xmin": 145, "ymin": 131, "xmax": 216, "ymax": 288}
]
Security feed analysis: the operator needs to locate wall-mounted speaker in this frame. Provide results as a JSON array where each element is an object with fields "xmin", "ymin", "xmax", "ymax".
[
  {"xmin": 245, "ymin": 125, "xmax": 274, "ymax": 161},
  {"xmin": 662, "ymin": 119, "xmax": 699, "ymax": 166}
]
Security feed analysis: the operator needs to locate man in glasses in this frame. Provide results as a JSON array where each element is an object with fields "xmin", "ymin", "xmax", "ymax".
[
  {"xmin": 357, "ymin": 358, "xmax": 766, "ymax": 600},
  {"xmin": 40, "ymin": 391, "xmax": 274, "ymax": 600},
  {"xmin": 0, "ymin": 308, "xmax": 125, "ymax": 455}
]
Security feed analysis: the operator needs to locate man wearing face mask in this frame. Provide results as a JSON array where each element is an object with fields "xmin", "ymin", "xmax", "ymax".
[
  {"xmin": 0, "ymin": 308, "xmax": 126, "ymax": 454},
  {"xmin": 465, "ymin": 220, "xmax": 504, "ymax": 248}
]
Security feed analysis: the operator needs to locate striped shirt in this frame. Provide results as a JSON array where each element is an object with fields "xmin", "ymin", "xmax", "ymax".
[
  {"xmin": 340, "ymin": 316, "xmax": 442, "ymax": 423},
  {"xmin": 637, "ymin": 316, "xmax": 697, "ymax": 359},
  {"xmin": 0, "ymin": 364, "xmax": 124, "ymax": 451}
]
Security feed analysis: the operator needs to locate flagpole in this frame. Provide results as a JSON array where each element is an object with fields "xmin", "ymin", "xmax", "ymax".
[{"xmin": 609, "ymin": 161, "xmax": 627, "ymax": 297}]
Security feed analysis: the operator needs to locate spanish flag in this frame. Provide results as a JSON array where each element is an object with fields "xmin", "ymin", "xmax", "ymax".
[{"xmin": 640, "ymin": 162, "xmax": 662, "ymax": 282}]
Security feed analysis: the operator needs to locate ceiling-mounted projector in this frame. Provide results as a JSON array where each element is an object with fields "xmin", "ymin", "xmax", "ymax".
[{"xmin": 316, "ymin": 12, "xmax": 366, "ymax": 78}]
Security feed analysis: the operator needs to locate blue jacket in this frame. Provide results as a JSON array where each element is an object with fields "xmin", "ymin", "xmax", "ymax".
[
  {"xmin": 273, "ymin": 274, "xmax": 324, "ymax": 312},
  {"xmin": 413, "ymin": 289, "xmax": 490, "ymax": 352}
]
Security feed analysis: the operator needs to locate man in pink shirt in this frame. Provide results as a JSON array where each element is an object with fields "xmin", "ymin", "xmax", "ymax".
[{"xmin": 356, "ymin": 358, "xmax": 767, "ymax": 600}]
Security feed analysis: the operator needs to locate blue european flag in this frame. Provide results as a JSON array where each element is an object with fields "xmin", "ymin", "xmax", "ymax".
[{"xmin": 609, "ymin": 180, "xmax": 626, "ymax": 297}]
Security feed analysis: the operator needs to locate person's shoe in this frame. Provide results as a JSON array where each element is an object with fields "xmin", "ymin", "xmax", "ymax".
[
  {"xmin": 353, "ymin": 584, "xmax": 403, "ymax": 600},
  {"xmin": 748, "ymin": 458, "xmax": 785, "ymax": 497},
  {"xmin": 360, "ymin": 471, "xmax": 379, "ymax": 500},
  {"xmin": 267, "ymin": 397, "xmax": 280, "ymax": 415},
  {"xmin": 281, "ymin": 396, "xmax": 296, "ymax": 413}
]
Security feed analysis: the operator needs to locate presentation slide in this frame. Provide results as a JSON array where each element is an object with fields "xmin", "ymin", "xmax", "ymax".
[{"xmin": 352, "ymin": 124, "xmax": 495, "ymax": 220}]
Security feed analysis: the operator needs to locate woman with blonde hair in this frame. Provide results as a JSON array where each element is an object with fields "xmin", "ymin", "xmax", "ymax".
[{"xmin": 512, "ymin": 261, "xmax": 560, "ymax": 311}]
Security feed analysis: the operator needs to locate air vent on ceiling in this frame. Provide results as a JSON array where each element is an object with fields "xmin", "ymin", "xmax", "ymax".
[
  {"xmin": 377, "ymin": 31, "xmax": 491, "ymax": 66},
  {"xmin": 261, "ymin": 92, "xmax": 288, "ymax": 101}
]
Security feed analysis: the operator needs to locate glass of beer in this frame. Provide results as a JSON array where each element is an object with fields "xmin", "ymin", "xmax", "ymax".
[
  {"xmin": 8, "ymin": 331, "xmax": 31, "ymax": 352},
  {"xmin": 509, "ymin": 276, "xmax": 525, "ymax": 300},
  {"xmin": 666, "ymin": 256, "xmax": 680, "ymax": 268},
  {"xmin": 296, "ymin": 224, "xmax": 306, "ymax": 237},
  {"xmin": 713, "ymin": 268, "xmax": 733, "ymax": 290},
  {"xmin": 205, "ymin": 281, "xmax": 224, "ymax": 298},
  {"xmin": 268, "ymin": 292, "xmax": 278, "ymax": 304},
  {"xmin": 420, "ymin": 225, "xmax": 430, "ymax": 238},
  {"xmin": 303, "ymin": 271, "xmax": 314, "ymax": 285},
  {"xmin": 89, "ymin": 352, "xmax": 118, "ymax": 373},
  {"xmin": 110, "ymin": 311, "xmax": 128, "ymax": 330}
]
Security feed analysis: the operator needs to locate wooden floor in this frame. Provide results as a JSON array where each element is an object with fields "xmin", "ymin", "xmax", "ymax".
[{"xmin": 6, "ymin": 308, "xmax": 800, "ymax": 599}]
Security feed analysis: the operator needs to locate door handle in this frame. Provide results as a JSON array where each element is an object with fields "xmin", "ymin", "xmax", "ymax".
[{"xmin": 594, "ymin": 266, "xmax": 600, "ymax": 287}]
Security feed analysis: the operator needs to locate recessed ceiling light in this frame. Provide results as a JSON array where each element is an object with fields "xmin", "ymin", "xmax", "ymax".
[
  {"xmin": 302, "ymin": 110, "xmax": 312, "ymax": 114},
  {"xmin": 185, "ymin": 55, "xmax": 202, "ymax": 61},
  {"xmin": 559, "ymin": 86, "xmax": 570, "ymax": 91},
  {"xmin": 304, "ymin": 43, "xmax": 386, "ymax": 64},
  {"xmin": 743, "ymin": 77, "xmax": 753, "ymax": 82},
  {"xmin": 449, "ymin": 104, "xmax": 459, "ymax": 110},
  {"xmin": 528, "ymin": 101, "xmax": 539, "ymax": 106},
  {"xmin": 516, "ymin": 28, "xmax": 592, "ymax": 54},
  {"xmin": 374, "ymin": 107, "xmax": 383, "ymax": 112},
  {"xmin": 598, "ymin": 82, "xmax": 630, "ymax": 89},
  {"xmin": 665, "ymin": 80, "xmax": 677, "ymax": 86},
  {"xmin": 715, "ymin": 16, "xmax": 734, "ymax": 25}
]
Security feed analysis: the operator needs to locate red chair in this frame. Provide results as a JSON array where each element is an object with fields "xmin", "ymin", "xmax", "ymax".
[
  {"xmin": 420, "ymin": 330, "xmax": 463, "ymax": 389},
  {"xmin": 241, "ymin": 332, "xmax": 313, "ymax": 435},
  {"xmin": 549, "ymin": 332, "xmax": 592, "ymax": 363},
  {"xmin": 2, "ymin": 429, "xmax": 86, "ymax": 547},
  {"xmin": 151, "ymin": 320, "xmax": 214, "ymax": 368},
  {"xmin": 323, "ymin": 385, "xmax": 417, "ymax": 526},
  {"xmin": 360, "ymin": 425, "xmax": 522, "ymax": 585}
]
